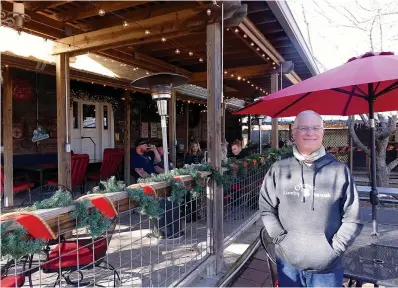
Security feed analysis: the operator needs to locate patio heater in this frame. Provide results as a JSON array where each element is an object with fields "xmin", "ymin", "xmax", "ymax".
[
  {"xmin": 257, "ymin": 115, "xmax": 265, "ymax": 153},
  {"xmin": 131, "ymin": 73, "xmax": 188, "ymax": 240},
  {"xmin": 131, "ymin": 73, "xmax": 188, "ymax": 173}
]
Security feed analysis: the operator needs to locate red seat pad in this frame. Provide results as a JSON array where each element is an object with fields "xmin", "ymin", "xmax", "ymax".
[
  {"xmin": 42, "ymin": 238, "xmax": 107, "ymax": 270},
  {"xmin": 0, "ymin": 275, "xmax": 24, "ymax": 287},
  {"xmin": 86, "ymin": 172, "xmax": 101, "ymax": 182}
]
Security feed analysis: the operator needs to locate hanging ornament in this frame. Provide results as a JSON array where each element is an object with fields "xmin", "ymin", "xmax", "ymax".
[{"xmin": 32, "ymin": 73, "xmax": 49, "ymax": 143}]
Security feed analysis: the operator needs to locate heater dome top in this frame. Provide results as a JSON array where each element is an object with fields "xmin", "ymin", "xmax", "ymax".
[{"xmin": 130, "ymin": 73, "xmax": 188, "ymax": 90}]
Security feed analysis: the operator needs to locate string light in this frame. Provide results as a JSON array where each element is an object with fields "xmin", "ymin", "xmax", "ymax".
[
  {"xmin": 262, "ymin": 54, "xmax": 265, "ymax": 58},
  {"xmin": 145, "ymin": 29, "xmax": 151, "ymax": 35},
  {"xmin": 234, "ymin": 28, "xmax": 239, "ymax": 33},
  {"xmin": 206, "ymin": 8, "xmax": 211, "ymax": 16},
  {"xmin": 231, "ymin": 74, "xmax": 234, "ymax": 77},
  {"xmin": 199, "ymin": 58, "xmax": 204, "ymax": 62},
  {"xmin": 256, "ymin": 47, "xmax": 260, "ymax": 51},
  {"xmin": 98, "ymin": 9, "xmax": 105, "ymax": 16},
  {"xmin": 237, "ymin": 76, "xmax": 241, "ymax": 80},
  {"xmin": 224, "ymin": 71, "xmax": 228, "ymax": 74},
  {"xmin": 189, "ymin": 51, "xmax": 193, "ymax": 56},
  {"xmin": 250, "ymin": 42, "xmax": 254, "ymax": 46},
  {"xmin": 123, "ymin": 21, "xmax": 129, "ymax": 27},
  {"xmin": 161, "ymin": 37, "xmax": 166, "ymax": 42},
  {"xmin": 243, "ymin": 34, "xmax": 247, "ymax": 38},
  {"xmin": 175, "ymin": 48, "xmax": 180, "ymax": 54}
]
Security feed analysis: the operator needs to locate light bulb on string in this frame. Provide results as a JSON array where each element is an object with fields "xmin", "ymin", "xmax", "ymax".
[
  {"xmin": 161, "ymin": 37, "xmax": 166, "ymax": 42},
  {"xmin": 145, "ymin": 30, "xmax": 151, "ymax": 35},
  {"xmin": 99, "ymin": 9, "xmax": 105, "ymax": 16},
  {"xmin": 175, "ymin": 49, "xmax": 180, "ymax": 54}
]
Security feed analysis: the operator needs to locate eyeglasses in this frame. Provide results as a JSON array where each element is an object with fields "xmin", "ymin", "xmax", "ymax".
[{"xmin": 295, "ymin": 126, "xmax": 324, "ymax": 132}]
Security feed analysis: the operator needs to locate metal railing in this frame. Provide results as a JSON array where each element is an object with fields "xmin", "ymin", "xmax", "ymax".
[{"xmin": 1, "ymin": 168, "xmax": 266, "ymax": 287}]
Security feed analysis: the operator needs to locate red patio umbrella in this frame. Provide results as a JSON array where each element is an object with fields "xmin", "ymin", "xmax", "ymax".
[{"xmin": 235, "ymin": 52, "xmax": 398, "ymax": 236}]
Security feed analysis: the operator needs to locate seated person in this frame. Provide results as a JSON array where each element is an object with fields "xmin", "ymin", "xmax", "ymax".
[
  {"xmin": 231, "ymin": 140, "xmax": 250, "ymax": 159},
  {"xmin": 154, "ymin": 144, "xmax": 174, "ymax": 173},
  {"xmin": 184, "ymin": 141, "xmax": 204, "ymax": 165},
  {"xmin": 130, "ymin": 139, "xmax": 161, "ymax": 180}
]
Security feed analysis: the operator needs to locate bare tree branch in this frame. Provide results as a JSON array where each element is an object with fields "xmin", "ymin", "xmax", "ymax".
[
  {"xmin": 301, "ymin": 4, "xmax": 314, "ymax": 55},
  {"xmin": 348, "ymin": 116, "xmax": 370, "ymax": 156},
  {"xmin": 379, "ymin": 114, "xmax": 398, "ymax": 140},
  {"xmin": 359, "ymin": 114, "xmax": 370, "ymax": 129},
  {"xmin": 342, "ymin": 7, "xmax": 362, "ymax": 24}
]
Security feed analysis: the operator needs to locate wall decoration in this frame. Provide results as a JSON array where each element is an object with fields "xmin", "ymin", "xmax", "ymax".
[
  {"xmin": 157, "ymin": 123, "xmax": 162, "ymax": 139},
  {"xmin": 12, "ymin": 79, "xmax": 33, "ymax": 101},
  {"xmin": 151, "ymin": 123, "xmax": 158, "ymax": 138},
  {"xmin": 141, "ymin": 122, "xmax": 148, "ymax": 138},
  {"xmin": 12, "ymin": 127, "xmax": 23, "ymax": 139}
]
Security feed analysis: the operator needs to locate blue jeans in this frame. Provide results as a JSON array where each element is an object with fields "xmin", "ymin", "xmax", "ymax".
[{"xmin": 276, "ymin": 257, "xmax": 344, "ymax": 287}]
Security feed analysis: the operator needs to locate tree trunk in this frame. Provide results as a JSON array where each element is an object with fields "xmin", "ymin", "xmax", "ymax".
[{"xmin": 375, "ymin": 137, "xmax": 390, "ymax": 187}]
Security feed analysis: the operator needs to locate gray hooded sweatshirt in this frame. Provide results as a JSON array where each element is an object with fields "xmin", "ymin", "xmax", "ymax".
[{"xmin": 259, "ymin": 153, "xmax": 363, "ymax": 273}]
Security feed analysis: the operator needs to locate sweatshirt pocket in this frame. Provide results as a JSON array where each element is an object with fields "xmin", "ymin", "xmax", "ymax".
[{"xmin": 278, "ymin": 231, "xmax": 338, "ymax": 271}]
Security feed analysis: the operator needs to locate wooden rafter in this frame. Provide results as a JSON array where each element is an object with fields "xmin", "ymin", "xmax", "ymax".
[
  {"xmin": 52, "ymin": 6, "xmax": 213, "ymax": 55},
  {"xmin": 23, "ymin": 1, "xmax": 72, "ymax": 12},
  {"xmin": 50, "ymin": 1, "xmax": 148, "ymax": 23},
  {"xmin": 134, "ymin": 52, "xmax": 191, "ymax": 77},
  {"xmin": 190, "ymin": 64, "xmax": 270, "ymax": 83},
  {"xmin": 77, "ymin": 1, "xmax": 199, "ymax": 31}
]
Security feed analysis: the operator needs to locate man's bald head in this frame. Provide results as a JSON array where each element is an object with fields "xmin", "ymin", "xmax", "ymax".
[{"xmin": 293, "ymin": 110, "xmax": 324, "ymax": 128}]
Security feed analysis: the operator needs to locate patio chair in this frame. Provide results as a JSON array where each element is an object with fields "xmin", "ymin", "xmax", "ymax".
[
  {"xmin": 0, "ymin": 165, "xmax": 34, "ymax": 201},
  {"xmin": 40, "ymin": 216, "xmax": 120, "ymax": 287},
  {"xmin": 20, "ymin": 184, "xmax": 73, "ymax": 207},
  {"xmin": 46, "ymin": 154, "xmax": 89, "ymax": 194},
  {"xmin": 0, "ymin": 256, "xmax": 30, "ymax": 287},
  {"xmin": 259, "ymin": 227, "xmax": 278, "ymax": 288},
  {"xmin": 86, "ymin": 149, "xmax": 124, "ymax": 184}
]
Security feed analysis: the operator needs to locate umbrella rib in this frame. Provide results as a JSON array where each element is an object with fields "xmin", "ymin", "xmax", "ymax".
[
  {"xmin": 375, "ymin": 80, "xmax": 398, "ymax": 98},
  {"xmin": 274, "ymin": 92, "xmax": 312, "ymax": 117},
  {"xmin": 343, "ymin": 87, "xmax": 356, "ymax": 116},
  {"xmin": 373, "ymin": 82, "xmax": 381, "ymax": 95},
  {"xmin": 331, "ymin": 88, "xmax": 367, "ymax": 99},
  {"xmin": 354, "ymin": 85, "xmax": 368, "ymax": 97}
]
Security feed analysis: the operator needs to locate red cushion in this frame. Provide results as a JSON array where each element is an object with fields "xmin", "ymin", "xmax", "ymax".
[
  {"xmin": 0, "ymin": 275, "xmax": 24, "ymax": 287},
  {"xmin": 42, "ymin": 238, "xmax": 107, "ymax": 271},
  {"xmin": 86, "ymin": 172, "xmax": 100, "ymax": 182},
  {"xmin": 46, "ymin": 179, "xmax": 58, "ymax": 185},
  {"xmin": 231, "ymin": 184, "xmax": 240, "ymax": 191},
  {"xmin": 12, "ymin": 180, "xmax": 34, "ymax": 194}
]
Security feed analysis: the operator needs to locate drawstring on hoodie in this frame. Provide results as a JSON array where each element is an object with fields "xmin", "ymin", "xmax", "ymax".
[{"xmin": 300, "ymin": 162, "xmax": 318, "ymax": 211}]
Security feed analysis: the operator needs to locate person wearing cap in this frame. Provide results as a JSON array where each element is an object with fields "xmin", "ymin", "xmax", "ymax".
[{"xmin": 131, "ymin": 138, "xmax": 161, "ymax": 180}]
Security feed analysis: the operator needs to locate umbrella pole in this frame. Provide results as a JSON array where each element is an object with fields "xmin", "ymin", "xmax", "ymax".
[{"xmin": 368, "ymin": 84, "xmax": 379, "ymax": 236}]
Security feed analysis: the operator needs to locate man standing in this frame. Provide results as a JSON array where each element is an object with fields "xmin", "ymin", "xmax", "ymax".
[{"xmin": 259, "ymin": 110, "xmax": 363, "ymax": 287}]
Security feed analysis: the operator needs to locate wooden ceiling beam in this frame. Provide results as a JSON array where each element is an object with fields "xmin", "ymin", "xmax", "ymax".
[
  {"xmin": 134, "ymin": 51, "xmax": 191, "ymax": 77},
  {"xmin": 23, "ymin": 1, "xmax": 72, "ymax": 12},
  {"xmin": 77, "ymin": 1, "xmax": 199, "ymax": 31},
  {"xmin": 53, "ymin": 7, "xmax": 212, "ymax": 55},
  {"xmin": 1, "ymin": 54, "xmax": 148, "ymax": 93},
  {"xmin": 247, "ymin": 2, "xmax": 270, "ymax": 14},
  {"xmin": 190, "ymin": 64, "xmax": 270, "ymax": 83},
  {"xmin": 50, "ymin": 1, "xmax": 147, "ymax": 23}
]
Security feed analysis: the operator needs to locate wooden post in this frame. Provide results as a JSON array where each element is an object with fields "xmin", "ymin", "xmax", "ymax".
[
  {"xmin": 3, "ymin": 67, "xmax": 13, "ymax": 207},
  {"xmin": 184, "ymin": 102, "xmax": 190, "ymax": 153},
  {"xmin": 124, "ymin": 91, "xmax": 131, "ymax": 185},
  {"xmin": 56, "ymin": 54, "xmax": 71, "ymax": 189},
  {"xmin": 248, "ymin": 115, "xmax": 252, "ymax": 142},
  {"xmin": 169, "ymin": 90, "xmax": 177, "ymax": 165},
  {"xmin": 271, "ymin": 73, "xmax": 279, "ymax": 149},
  {"xmin": 221, "ymin": 102, "xmax": 226, "ymax": 142},
  {"xmin": 207, "ymin": 21, "xmax": 223, "ymax": 274}
]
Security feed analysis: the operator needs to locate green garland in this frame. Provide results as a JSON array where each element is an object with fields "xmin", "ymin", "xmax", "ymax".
[
  {"xmin": 1, "ymin": 221, "xmax": 45, "ymax": 260},
  {"xmin": 126, "ymin": 188, "xmax": 163, "ymax": 218}
]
